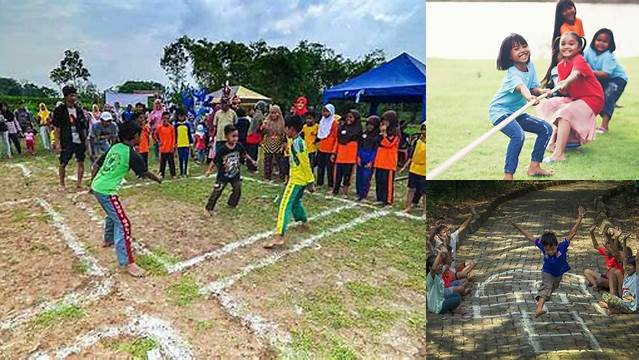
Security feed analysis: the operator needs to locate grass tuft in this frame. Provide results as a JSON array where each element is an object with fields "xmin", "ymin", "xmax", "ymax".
[
  {"xmin": 33, "ymin": 303, "xmax": 85, "ymax": 328},
  {"xmin": 167, "ymin": 275, "xmax": 202, "ymax": 306},
  {"xmin": 113, "ymin": 337, "xmax": 159, "ymax": 359}
]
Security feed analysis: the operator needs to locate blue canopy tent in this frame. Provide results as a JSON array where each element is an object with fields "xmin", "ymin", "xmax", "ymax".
[{"xmin": 322, "ymin": 52, "xmax": 426, "ymax": 121}]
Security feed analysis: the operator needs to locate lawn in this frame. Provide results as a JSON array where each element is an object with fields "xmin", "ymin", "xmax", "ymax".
[{"xmin": 426, "ymin": 57, "xmax": 639, "ymax": 180}]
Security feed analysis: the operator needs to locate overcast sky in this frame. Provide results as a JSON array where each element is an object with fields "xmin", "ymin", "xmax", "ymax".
[{"xmin": 0, "ymin": 0, "xmax": 425, "ymax": 90}]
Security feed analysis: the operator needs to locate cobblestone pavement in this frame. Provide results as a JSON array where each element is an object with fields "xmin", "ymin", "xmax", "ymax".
[{"xmin": 427, "ymin": 182, "xmax": 639, "ymax": 359}]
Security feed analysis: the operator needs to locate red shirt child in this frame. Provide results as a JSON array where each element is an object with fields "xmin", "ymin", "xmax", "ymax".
[{"xmin": 558, "ymin": 54, "xmax": 605, "ymax": 115}]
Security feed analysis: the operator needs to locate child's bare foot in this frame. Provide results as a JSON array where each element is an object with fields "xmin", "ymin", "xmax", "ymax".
[
  {"xmin": 206, "ymin": 209, "xmax": 216, "ymax": 217},
  {"xmin": 126, "ymin": 263, "xmax": 146, "ymax": 278},
  {"xmin": 264, "ymin": 235, "xmax": 287, "ymax": 249},
  {"xmin": 535, "ymin": 308, "xmax": 546, "ymax": 318},
  {"xmin": 598, "ymin": 300, "xmax": 608, "ymax": 309},
  {"xmin": 403, "ymin": 206, "xmax": 413, "ymax": 213},
  {"xmin": 527, "ymin": 167, "xmax": 554, "ymax": 177},
  {"xmin": 503, "ymin": 173, "xmax": 514, "ymax": 180},
  {"xmin": 298, "ymin": 222, "xmax": 310, "ymax": 231}
]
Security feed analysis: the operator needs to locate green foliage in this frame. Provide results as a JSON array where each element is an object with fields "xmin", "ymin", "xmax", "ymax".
[
  {"xmin": 161, "ymin": 37, "xmax": 386, "ymax": 108},
  {"xmin": 112, "ymin": 337, "xmax": 159, "ymax": 359},
  {"xmin": 118, "ymin": 80, "xmax": 165, "ymax": 94},
  {"xmin": 33, "ymin": 303, "xmax": 85, "ymax": 328},
  {"xmin": 49, "ymin": 49, "xmax": 91, "ymax": 88},
  {"xmin": 0, "ymin": 77, "xmax": 57, "ymax": 97},
  {"xmin": 167, "ymin": 275, "xmax": 202, "ymax": 306}
]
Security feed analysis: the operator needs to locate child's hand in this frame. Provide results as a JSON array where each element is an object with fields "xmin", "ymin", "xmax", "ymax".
[
  {"xmin": 525, "ymin": 94, "xmax": 540, "ymax": 106},
  {"xmin": 613, "ymin": 226, "xmax": 623, "ymax": 238},
  {"xmin": 330, "ymin": 154, "xmax": 336, "ymax": 163},
  {"xmin": 558, "ymin": 80, "xmax": 569, "ymax": 91}
]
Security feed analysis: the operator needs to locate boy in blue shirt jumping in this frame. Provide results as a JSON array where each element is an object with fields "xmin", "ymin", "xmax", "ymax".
[{"xmin": 509, "ymin": 206, "xmax": 585, "ymax": 317}]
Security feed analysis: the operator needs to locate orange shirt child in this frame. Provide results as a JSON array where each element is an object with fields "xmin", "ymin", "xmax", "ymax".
[
  {"xmin": 560, "ymin": 17, "xmax": 584, "ymax": 37},
  {"xmin": 318, "ymin": 120, "xmax": 338, "ymax": 153},
  {"xmin": 374, "ymin": 133, "xmax": 399, "ymax": 170},
  {"xmin": 155, "ymin": 123, "xmax": 176, "ymax": 153},
  {"xmin": 137, "ymin": 124, "xmax": 151, "ymax": 153}
]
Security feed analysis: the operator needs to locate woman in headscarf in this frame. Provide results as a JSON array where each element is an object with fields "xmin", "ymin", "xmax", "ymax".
[
  {"xmin": 316, "ymin": 104, "xmax": 339, "ymax": 188},
  {"xmin": 293, "ymin": 96, "xmax": 309, "ymax": 116},
  {"xmin": 36, "ymin": 103, "xmax": 52, "ymax": 151},
  {"xmin": 148, "ymin": 99, "xmax": 165, "ymax": 159},
  {"xmin": 260, "ymin": 104, "xmax": 286, "ymax": 181},
  {"xmin": 245, "ymin": 101, "xmax": 267, "ymax": 172}
]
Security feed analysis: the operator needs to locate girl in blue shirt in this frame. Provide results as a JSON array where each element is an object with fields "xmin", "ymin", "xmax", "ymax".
[
  {"xmin": 489, "ymin": 34, "xmax": 554, "ymax": 180},
  {"xmin": 584, "ymin": 28, "xmax": 628, "ymax": 134}
]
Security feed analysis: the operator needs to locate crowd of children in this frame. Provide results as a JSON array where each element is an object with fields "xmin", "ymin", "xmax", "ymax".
[
  {"xmin": 427, "ymin": 204, "xmax": 638, "ymax": 316},
  {"xmin": 489, "ymin": 0, "xmax": 629, "ymax": 179},
  {"xmin": 4, "ymin": 84, "xmax": 424, "ymax": 277}
]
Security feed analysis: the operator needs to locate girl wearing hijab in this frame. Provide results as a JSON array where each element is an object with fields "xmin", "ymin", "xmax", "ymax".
[
  {"xmin": 261, "ymin": 105, "xmax": 286, "ymax": 181},
  {"xmin": 356, "ymin": 115, "xmax": 381, "ymax": 201},
  {"xmin": 37, "ymin": 103, "xmax": 52, "ymax": 151},
  {"xmin": 293, "ymin": 96, "xmax": 309, "ymax": 116},
  {"xmin": 374, "ymin": 111, "xmax": 401, "ymax": 205},
  {"xmin": 316, "ymin": 104, "xmax": 339, "ymax": 188},
  {"xmin": 331, "ymin": 110, "xmax": 363, "ymax": 197}
]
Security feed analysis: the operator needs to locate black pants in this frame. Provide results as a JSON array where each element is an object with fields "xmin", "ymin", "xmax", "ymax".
[
  {"xmin": 332, "ymin": 163, "xmax": 354, "ymax": 195},
  {"xmin": 159, "ymin": 152, "xmax": 176, "ymax": 177},
  {"xmin": 206, "ymin": 179, "xmax": 241, "ymax": 211},
  {"xmin": 8, "ymin": 133, "xmax": 21, "ymax": 154},
  {"xmin": 245, "ymin": 143, "xmax": 259, "ymax": 172},
  {"xmin": 316, "ymin": 151, "xmax": 334, "ymax": 187},
  {"xmin": 375, "ymin": 169, "xmax": 395, "ymax": 205},
  {"xmin": 264, "ymin": 152, "xmax": 284, "ymax": 181},
  {"xmin": 140, "ymin": 152, "xmax": 148, "ymax": 168}
]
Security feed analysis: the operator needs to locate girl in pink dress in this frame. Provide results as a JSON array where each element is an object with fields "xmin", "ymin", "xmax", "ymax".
[{"xmin": 538, "ymin": 31, "xmax": 604, "ymax": 163}]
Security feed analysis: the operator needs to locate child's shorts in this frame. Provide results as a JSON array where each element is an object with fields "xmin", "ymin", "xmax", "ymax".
[
  {"xmin": 536, "ymin": 272, "xmax": 562, "ymax": 301},
  {"xmin": 602, "ymin": 292, "xmax": 633, "ymax": 314},
  {"xmin": 408, "ymin": 172, "xmax": 426, "ymax": 192},
  {"xmin": 443, "ymin": 280, "xmax": 464, "ymax": 297}
]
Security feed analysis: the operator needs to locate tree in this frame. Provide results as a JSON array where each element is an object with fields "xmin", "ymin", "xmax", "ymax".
[
  {"xmin": 49, "ymin": 49, "xmax": 91, "ymax": 89},
  {"xmin": 118, "ymin": 80, "xmax": 165, "ymax": 94},
  {"xmin": 160, "ymin": 36, "xmax": 386, "ymax": 107},
  {"xmin": 160, "ymin": 36, "xmax": 190, "ymax": 92}
]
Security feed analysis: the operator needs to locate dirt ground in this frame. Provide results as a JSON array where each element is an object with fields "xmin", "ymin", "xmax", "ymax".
[{"xmin": 0, "ymin": 158, "xmax": 424, "ymax": 359}]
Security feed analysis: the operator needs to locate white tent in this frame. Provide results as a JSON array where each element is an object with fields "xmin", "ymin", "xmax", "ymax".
[{"xmin": 105, "ymin": 91, "xmax": 154, "ymax": 107}]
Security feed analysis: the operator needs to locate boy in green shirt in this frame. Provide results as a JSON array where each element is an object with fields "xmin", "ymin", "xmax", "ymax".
[
  {"xmin": 90, "ymin": 121, "xmax": 162, "ymax": 277},
  {"xmin": 264, "ymin": 115, "xmax": 315, "ymax": 249}
]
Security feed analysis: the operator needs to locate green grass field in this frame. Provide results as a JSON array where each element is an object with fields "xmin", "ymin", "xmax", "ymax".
[{"xmin": 426, "ymin": 57, "xmax": 639, "ymax": 180}]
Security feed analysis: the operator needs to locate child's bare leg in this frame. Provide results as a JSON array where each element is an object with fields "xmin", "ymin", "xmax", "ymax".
[
  {"xmin": 608, "ymin": 273, "xmax": 618, "ymax": 296},
  {"xmin": 536, "ymin": 297, "xmax": 547, "ymax": 317},
  {"xmin": 461, "ymin": 260, "xmax": 477, "ymax": 277},
  {"xmin": 608, "ymin": 268, "xmax": 623, "ymax": 297},
  {"xmin": 404, "ymin": 189, "xmax": 416, "ymax": 212},
  {"xmin": 584, "ymin": 269, "xmax": 600, "ymax": 291}
]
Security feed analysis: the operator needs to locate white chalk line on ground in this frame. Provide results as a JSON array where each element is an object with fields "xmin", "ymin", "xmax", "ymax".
[
  {"xmin": 28, "ymin": 313, "xmax": 194, "ymax": 360},
  {"xmin": 169, "ymin": 203, "xmax": 358, "ymax": 273},
  {"xmin": 472, "ymin": 269, "xmax": 603, "ymax": 353},
  {"xmin": 0, "ymin": 198, "xmax": 112, "ymax": 331},
  {"xmin": 9, "ymin": 163, "xmax": 33, "ymax": 178},
  {"xmin": 199, "ymin": 210, "xmax": 388, "ymax": 349}
]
